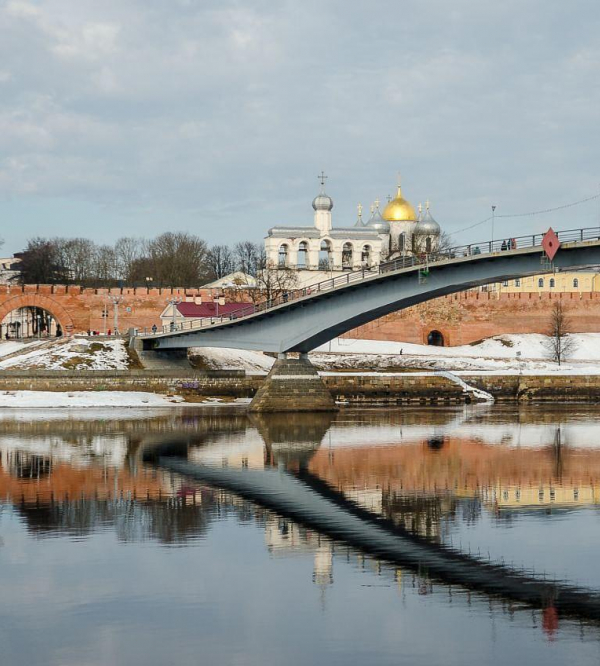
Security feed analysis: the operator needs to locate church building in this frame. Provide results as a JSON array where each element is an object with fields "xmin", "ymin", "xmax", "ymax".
[{"xmin": 265, "ymin": 174, "xmax": 441, "ymax": 286}]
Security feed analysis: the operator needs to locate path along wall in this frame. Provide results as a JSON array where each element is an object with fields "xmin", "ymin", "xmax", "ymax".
[{"xmin": 343, "ymin": 291, "xmax": 600, "ymax": 346}]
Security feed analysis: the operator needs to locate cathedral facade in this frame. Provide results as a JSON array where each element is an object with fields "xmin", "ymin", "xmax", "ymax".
[{"xmin": 265, "ymin": 175, "xmax": 441, "ymax": 286}]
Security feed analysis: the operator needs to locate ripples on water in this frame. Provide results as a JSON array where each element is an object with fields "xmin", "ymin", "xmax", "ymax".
[{"xmin": 1, "ymin": 405, "xmax": 600, "ymax": 665}]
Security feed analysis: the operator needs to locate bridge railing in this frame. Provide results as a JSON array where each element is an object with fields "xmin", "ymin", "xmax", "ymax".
[{"xmin": 138, "ymin": 226, "xmax": 600, "ymax": 337}]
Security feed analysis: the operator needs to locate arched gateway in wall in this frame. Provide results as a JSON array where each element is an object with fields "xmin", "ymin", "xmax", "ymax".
[{"xmin": 0, "ymin": 294, "xmax": 75, "ymax": 337}]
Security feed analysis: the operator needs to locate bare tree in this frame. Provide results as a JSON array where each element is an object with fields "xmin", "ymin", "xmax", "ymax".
[
  {"xmin": 544, "ymin": 300, "xmax": 577, "ymax": 365},
  {"xmin": 236, "ymin": 246, "xmax": 298, "ymax": 304},
  {"xmin": 55, "ymin": 237, "xmax": 97, "ymax": 284},
  {"xmin": 207, "ymin": 244, "xmax": 236, "ymax": 280},
  {"xmin": 147, "ymin": 232, "xmax": 209, "ymax": 287},
  {"xmin": 412, "ymin": 230, "xmax": 454, "ymax": 259},
  {"xmin": 234, "ymin": 241, "xmax": 261, "ymax": 277},
  {"xmin": 114, "ymin": 237, "xmax": 145, "ymax": 282},
  {"xmin": 14, "ymin": 238, "xmax": 68, "ymax": 284},
  {"xmin": 93, "ymin": 245, "xmax": 117, "ymax": 284}
]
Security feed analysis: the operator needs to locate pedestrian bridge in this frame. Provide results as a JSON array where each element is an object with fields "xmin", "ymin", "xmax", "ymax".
[
  {"xmin": 152, "ymin": 450, "xmax": 600, "ymax": 621},
  {"xmin": 136, "ymin": 227, "xmax": 600, "ymax": 353}
]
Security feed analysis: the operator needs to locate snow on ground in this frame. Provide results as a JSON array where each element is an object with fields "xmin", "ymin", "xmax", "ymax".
[
  {"xmin": 190, "ymin": 347, "xmax": 275, "ymax": 373},
  {"xmin": 0, "ymin": 390, "xmax": 185, "ymax": 408},
  {"xmin": 191, "ymin": 333, "xmax": 600, "ymax": 374},
  {"xmin": 0, "ymin": 337, "xmax": 131, "ymax": 370},
  {"xmin": 310, "ymin": 333, "xmax": 600, "ymax": 373},
  {"xmin": 0, "ymin": 340, "xmax": 46, "ymax": 359},
  {"xmin": 315, "ymin": 334, "xmax": 600, "ymax": 361}
]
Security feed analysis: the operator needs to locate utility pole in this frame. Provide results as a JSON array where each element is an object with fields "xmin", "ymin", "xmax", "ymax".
[{"xmin": 110, "ymin": 296, "xmax": 123, "ymax": 335}]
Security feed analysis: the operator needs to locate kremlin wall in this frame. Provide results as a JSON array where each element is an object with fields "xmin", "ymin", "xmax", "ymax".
[
  {"xmin": 2, "ymin": 282, "xmax": 600, "ymax": 344},
  {"xmin": 344, "ymin": 289, "xmax": 600, "ymax": 346}
]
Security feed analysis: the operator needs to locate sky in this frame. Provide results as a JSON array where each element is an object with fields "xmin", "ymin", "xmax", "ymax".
[{"xmin": 0, "ymin": 0, "xmax": 599, "ymax": 255}]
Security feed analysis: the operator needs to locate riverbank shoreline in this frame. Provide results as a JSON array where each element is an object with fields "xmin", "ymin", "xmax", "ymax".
[{"xmin": 0, "ymin": 369, "xmax": 599, "ymax": 405}]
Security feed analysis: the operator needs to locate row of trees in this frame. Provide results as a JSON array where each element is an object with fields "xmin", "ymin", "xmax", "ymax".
[{"xmin": 13, "ymin": 234, "xmax": 282, "ymax": 289}]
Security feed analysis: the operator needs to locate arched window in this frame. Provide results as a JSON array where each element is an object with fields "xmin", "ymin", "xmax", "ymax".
[
  {"xmin": 361, "ymin": 245, "xmax": 372, "ymax": 267},
  {"xmin": 399, "ymin": 233, "xmax": 406, "ymax": 253},
  {"xmin": 342, "ymin": 242, "xmax": 353, "ymax": 269},
  {"xmin": 549, "ymin": 278, "xmax": 555, "ymax": 288},
  {"xmin": 278, "ymin": 244, "xmax": 289, "ymax": 267},
  {"xmin": 297, "ymin": 241, "xmax": 308, "ymax": 268},
  {"xmin": 573, "ymin": 278, "xmax": 579, "ymax": 288},
  {"xmin": 319, "ymin": 240, "xmax": 332, "ymax": 270},
  {"xmin": 538, "ymin": 278, "xmax": 544, "ymax": 288},
  {"xmin": 425, "ymin": 237, "xmax": 432, "ymax": 254}
]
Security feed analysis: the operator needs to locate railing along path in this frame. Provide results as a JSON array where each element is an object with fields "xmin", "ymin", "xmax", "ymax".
[{"xmin": 139, "ymin": 226, "xmax": 600, "ymax": 337}]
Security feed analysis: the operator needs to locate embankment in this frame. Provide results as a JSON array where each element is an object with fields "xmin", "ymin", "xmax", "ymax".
[{"xmin": 0, "ymin": 370, "xmax": 599, "ymax": 404}]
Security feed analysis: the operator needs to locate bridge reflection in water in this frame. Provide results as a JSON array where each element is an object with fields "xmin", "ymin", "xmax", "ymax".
[{"xmin": 2, "ymin": 406, "xmax": 600, "ymax": 626}]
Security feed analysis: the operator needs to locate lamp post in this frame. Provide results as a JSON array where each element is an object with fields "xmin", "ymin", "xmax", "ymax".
[
  {"xmin": 491, "ymin": 205, "xmax": 496, "ymax": 249},
  {"xmin": 145, "ymin": 277, "xmax": 153, "ymax": 289},
  {"xmin": 110, "ymin": 296, "xmax": 123, "ymax": 335},
  {"xmin": 166, "ymin": 297, "xmax": 182, "ymax": 331}
]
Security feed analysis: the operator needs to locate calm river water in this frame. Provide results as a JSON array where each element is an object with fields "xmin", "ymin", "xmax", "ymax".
[{"xmin": 1, "ymin": 404, "xmax": 600, "ymax": 665}]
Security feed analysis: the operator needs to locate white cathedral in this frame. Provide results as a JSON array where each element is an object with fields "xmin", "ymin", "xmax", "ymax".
[{"xmin": 265, "ymin": 174, "xmax": 442, "ymax": 286}]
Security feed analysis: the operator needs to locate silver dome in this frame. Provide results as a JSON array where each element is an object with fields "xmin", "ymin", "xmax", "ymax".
[
  {"xmin": 312, "ymin": 193, "xmax": 333, "ymax": 211},
  {"xmin": 366, "ymin": 208, "xmax": 390, "ymax": 234},
  {"xmin": 414, "ymin": 207, "xmax": 440, "ymax": 236}
]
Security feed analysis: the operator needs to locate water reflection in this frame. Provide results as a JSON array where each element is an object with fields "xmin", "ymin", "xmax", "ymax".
[{"xmin": 2, "ymin": 405, "xmax": 600, "ymax": 662}]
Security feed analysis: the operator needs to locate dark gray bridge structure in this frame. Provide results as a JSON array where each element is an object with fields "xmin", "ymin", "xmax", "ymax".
[
  {"xmin": 136, "ymin": 227, "xmax": 600, "ymax": 354},
  {"xmin": 153, "ymin": 451, "xmax": 600, "ymax": 622}
]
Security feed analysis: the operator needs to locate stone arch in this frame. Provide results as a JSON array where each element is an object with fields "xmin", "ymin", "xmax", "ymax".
[
  {"xmin": 0, "ymin": 294, "xmax": 75, "ymax": 336},
  {"xmin": 426, "ymin": 329, "xmax": 445, "ymax": 346}
]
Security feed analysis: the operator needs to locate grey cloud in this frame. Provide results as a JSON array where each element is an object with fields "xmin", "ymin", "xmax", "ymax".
[{"xmin": 0, "ymin": 0, "xmax": 599, "ymax": 252}]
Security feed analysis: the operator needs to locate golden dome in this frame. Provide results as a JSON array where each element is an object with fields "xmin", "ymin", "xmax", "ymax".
[{"xmin": 382, "ymin": 185, "xmax": 417, "ymax": 222}]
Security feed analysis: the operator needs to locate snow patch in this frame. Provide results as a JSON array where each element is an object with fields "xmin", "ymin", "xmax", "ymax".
[
  {"xmin": 0, "ymin": 390, "xmax": 185, "ymax": 408},
  {"xmin": 0, "ymin": 337, "xmax": 131, "ymax": 370}
]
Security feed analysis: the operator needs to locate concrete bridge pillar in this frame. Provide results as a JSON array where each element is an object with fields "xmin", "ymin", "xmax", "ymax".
[{"xmin": 249, "ymin": 353, "xmax": 338, "ymax": 413}]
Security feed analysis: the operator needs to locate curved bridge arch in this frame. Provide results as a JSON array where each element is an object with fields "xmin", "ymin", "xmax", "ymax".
[
  {"xmin": 0, "ymin": 294, "xmax": 75, "ymax": 335},
  {"xmin": 142, "ymin": 234, "xmax": 600, "ymax": 353}
]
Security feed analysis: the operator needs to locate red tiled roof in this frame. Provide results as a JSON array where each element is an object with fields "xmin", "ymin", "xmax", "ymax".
[{"xmin": 176, "ymin": 301, "xmax": 251, "ymax": 317}]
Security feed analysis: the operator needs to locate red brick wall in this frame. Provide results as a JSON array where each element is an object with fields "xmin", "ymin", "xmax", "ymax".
[
  {"xmin": 0, "ymin": 285, "xmax": 250, "ymax": 335},
  {"xmin": 2, "ymin": 285, "xmax": 599, "ymax": 345},
  {"xmin": 343, "ymin": 291, "xmax": 600, "ymax": 346}
]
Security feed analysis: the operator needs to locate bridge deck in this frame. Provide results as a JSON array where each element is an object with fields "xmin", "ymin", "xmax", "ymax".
[{"xmin": 137, "ymin": 227, "xmax": 600, "ymax": 352}]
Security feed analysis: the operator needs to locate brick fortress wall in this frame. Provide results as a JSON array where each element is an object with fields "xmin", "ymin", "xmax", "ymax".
[
  {"xmin": 2, "ymin": 284, "xmax": 599, "ymax": 344},
  {"xmin": 343, "ymin": 290, "xmax": 600, "ymax": 346},
  {"xmin": 0, "ymin": 285, "xmax": 248, "ymax": 335}
]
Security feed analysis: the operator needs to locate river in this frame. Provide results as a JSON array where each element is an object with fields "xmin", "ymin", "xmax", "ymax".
[{"xmin": 1, "ymin": 404, "xmax": 600, "ymax": 665}]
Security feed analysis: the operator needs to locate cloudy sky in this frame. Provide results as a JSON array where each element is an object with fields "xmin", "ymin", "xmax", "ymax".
[{"xmin": 0, "ymin": 0, "xmax": 599, "ymax": 255}]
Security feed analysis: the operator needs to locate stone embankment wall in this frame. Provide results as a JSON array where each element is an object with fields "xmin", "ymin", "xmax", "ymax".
[
  {"xmin": 344, "ymin": 290, "xmax": 600, "ymax": 346},
  {"xmin": 0, "ymin": 370, "xmax": 261, "ymax": 399},
  {"xmin": 324, "ymin": 374, "xmax": 600, "ymax": 403},
  {"xmin": 1, "ymin": 371, "xmax": 600, "ymax": 404}
]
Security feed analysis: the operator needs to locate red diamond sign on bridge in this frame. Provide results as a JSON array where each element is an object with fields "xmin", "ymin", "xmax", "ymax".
[{"xmin": 542, "ymin": 228, "xmax": 561, "ymax": 261}]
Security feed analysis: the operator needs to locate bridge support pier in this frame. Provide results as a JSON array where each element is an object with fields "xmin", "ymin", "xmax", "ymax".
[{"xmin": 249, "ymin": 353, "xmax": 338, "ymax": 413}]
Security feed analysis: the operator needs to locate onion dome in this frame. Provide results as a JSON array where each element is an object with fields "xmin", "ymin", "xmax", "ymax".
[
  {"xmin": 382, "ymin": 181, "xmax": 417, "ymax": 222},
  {"xmin": 366, "ymin": 199, "xmax": 390, "ymax": 234},
  {"xmin": 312, "ymin": 192, "xmax": 333, "ymax": 211},
  {"xmin": 414, "ymin": 201, "xmax": 441, "ymax": 235},
  {"xmin": 354, "ymin": 203, "xmax": 365, "ymax": 227},
  {"xmin": 312, "ymin": 171, "xmax": 333, "ymax": 211}
]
